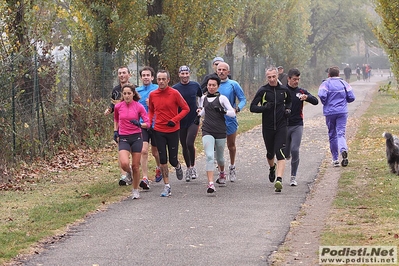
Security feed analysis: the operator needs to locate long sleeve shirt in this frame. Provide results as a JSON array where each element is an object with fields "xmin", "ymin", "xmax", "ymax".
[
  {"xmin": 148, "ymin": 86, "xmax": 190, "ymax": 133},
  {"xmin": 218, "ymin": 79, "xmax": 247, "ymax": 111},
  {"xmin": 114, "ymin": 100, "xmax": 149, "ymax": 135},
  {"xmin": 287, "ymin": 85, "xmax": 318, "ymax": 126}
]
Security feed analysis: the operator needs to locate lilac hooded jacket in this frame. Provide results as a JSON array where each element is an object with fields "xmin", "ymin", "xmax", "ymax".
[{"xmin": 318, "ymin": 77, "xmax": 355, "ymax": 116}]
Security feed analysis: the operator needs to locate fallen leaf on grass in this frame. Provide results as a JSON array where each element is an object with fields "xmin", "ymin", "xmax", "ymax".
[{"xmin": 81, "ymin": 193, "xmax": 91, "ymax": 198}]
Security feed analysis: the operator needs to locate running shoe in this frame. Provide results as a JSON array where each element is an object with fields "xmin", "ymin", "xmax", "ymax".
[
  {"xmin": 290, "ymin": 176, "xmax": 297, "ymax": 186},
  {"xmin": 207, "ymin": 183, "xmax": 215, "ymax": 193},
  {"xmin": 185, "ymin": 168, "xmax": 192, "ymax": 182},
  {"xmin": 125, "ymin": 170, "xmax": 133, "ymax": 185},
  {"xmin": 332, "ymin": 160, "xmax": 340, "ymax": 167},
  {"xmin": 176, "ymin": 165, "xmax": 183, "ymax": 180},
  {"xmin": 269, "ymin": 163, "xmax": 276, "ymax": 183},
  {"xmin": 229, "ymin": 165, "xmax": 236, "ymax": 182},
  {"xmin": 155, "ymin": 168, "xmax": 163, "ymax": 183},
  {"xmin": 119, "ymin": 171, "xmax": 132, "ymax": 186},
  {"xmin": 132, "ymin": 189, "xmax": 140, "ymax": 199},
  {"xmin": 275, "ymin": 177, "xmax": 283, "ymax": 192},
  {"xmin": 216, "ymin": 172, "xmax": 226, "ymax": 185},
  {"xmin": 191, "ymin": 167, "xmax": 197, "ymax": 180},
  {"xmin": 160, "ymin": 185, "xmax": 171, "ymax": 197},
  {"xmin": 139, "ymin": 178, "xmax": 150, "ymax": 190},
  {"xmin": 341, "ymin": 151, "xmax": 348, "ymax": 167},
  {"xmin": 119, "ymin": 174, "xmax": 127, "ymax": 186}
]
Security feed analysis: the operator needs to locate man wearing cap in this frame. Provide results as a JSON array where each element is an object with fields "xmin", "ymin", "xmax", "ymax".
[
  {"xmin": 277, "ymin": 66, "xmax": 288, "ymax": 86},
  {"xmin": 173, "ymin": 66, "xmax": 203, "ymax": 182},
  {"xmin": 215, "ymin": 62, "xmax": 247, "ymax": 184},
  {"xmin": 200, "ymin": 57, "xmax": 225, "ymax": 93}
]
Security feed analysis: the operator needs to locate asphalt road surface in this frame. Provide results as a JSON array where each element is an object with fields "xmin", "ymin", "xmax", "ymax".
[{"xmin": 19, "ymin": 73, "xmax": 388, "ymax": 266}]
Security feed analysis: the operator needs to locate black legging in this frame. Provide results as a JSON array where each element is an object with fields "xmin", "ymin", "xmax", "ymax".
[
  {"xmin": 179, "ymin": 123, "xmax": 199, "ymax": 167},
  {"xmin": 154, "ymin": 130, "xmax": 180, "ymax": 167},
  {"xmin": 262, "ymin": 126, "xmax": 287, "ymax": 161}
]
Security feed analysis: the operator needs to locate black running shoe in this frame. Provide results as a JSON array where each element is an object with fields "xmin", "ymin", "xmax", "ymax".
[
  {"xmin": 341, "ymin": 151, "xmax": 348, "ymax": 167},
  {"xmin": 269, "ymin": 163, "xmax": 276, "ymax": 183},
  {"xmin": 139, "ymin": 179, "xmax": 150, "ymax": 190}
]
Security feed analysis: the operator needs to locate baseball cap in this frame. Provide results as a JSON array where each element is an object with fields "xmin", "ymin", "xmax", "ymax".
[
  {"xmin": 212, "ymin": 57, "xmax": 224, "ymax": 65},
  {"xmin": 178, "ymin": 65, "xmax": 190, "ymax": 73}
]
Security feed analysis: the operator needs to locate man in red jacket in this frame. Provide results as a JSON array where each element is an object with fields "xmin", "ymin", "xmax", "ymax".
[{"xmin": 148, "ymin": 70, "xmax": 190, "ymax": 197}]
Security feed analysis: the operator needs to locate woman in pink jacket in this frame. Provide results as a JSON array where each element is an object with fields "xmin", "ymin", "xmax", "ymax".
[{"xmin": 114, "ymin": 84, "xmax": 150, "ymax": 199}]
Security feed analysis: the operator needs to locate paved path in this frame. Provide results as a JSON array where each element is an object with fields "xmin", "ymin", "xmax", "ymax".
[{"xmin": 19, "ymin": 74, "xmax": 388, "ymax": 266}]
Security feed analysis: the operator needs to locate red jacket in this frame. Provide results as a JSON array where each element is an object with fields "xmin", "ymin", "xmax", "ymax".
[{"xmin": 148, "ymin": 86, "xmax": 189, "ymax": 133}]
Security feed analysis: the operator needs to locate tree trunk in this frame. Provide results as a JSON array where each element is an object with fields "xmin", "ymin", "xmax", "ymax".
[
  {"xmin": 146, "ymin": 0, "xmax": 164, "ymax": 76},
  {"xmin": 224, "ymin": 39, "xmax": 234, "ymax": 78}
]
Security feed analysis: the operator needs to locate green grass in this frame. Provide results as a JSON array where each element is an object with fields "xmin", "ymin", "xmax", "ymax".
[
  {"xmin": 321, "ymin": 88, "xmax": 399, "ymax": 249},
  {"xmin": 0, "ymin": 105, "xmax": 261, "ymax": 265},
  {"xmin": 0, "ymin": 171, "xmax": 131, "ymax": 262}
]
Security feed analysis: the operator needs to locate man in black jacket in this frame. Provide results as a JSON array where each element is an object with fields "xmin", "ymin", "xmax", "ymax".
[
  {"xmin": 285, "ymin": 68, "xmax": 318, "ymax": 186},
  {"xmin": 250, "ymin": 67, "xmax": 292, "ymax": 192}
]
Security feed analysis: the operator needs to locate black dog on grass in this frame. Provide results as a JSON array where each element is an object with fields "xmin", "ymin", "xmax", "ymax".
[{"xmin": 383, "ymin": 132, "xmax": 399, "ymax": 175}]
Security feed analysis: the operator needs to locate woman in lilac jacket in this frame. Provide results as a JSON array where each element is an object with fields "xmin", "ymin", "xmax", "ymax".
[
  {"xmin": 318, "ymin": 66, "xmax": 355, "ymax": 167},
  {"xmin": 114, "ymin": 84, "xmax": 150, "ymax": 199}
]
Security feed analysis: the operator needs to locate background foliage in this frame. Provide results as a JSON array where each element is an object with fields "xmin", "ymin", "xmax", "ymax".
[
  {"xmin": 374, "ymin": 0, "xmax": 399, "ymax": 85},
  {"xmin": 0, "ymin": 0, "xmax": 392, "ymax": 180}
]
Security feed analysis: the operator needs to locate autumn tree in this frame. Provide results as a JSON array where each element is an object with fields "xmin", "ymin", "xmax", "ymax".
[
  {"xmin": 64, "ymin": 0, "xmax": 148, "ymax": 98},
  {"xmin": 233, "ymin": 0, "xmax": 311, "ymax": 73},
  {"xmin": 374, "ymin": 0, "xmax": 399, "ymax": 85},
  {"xmin": 307, "ymin": 0, "xmax": 372, "ymax": 69},
  {"xmin": 145, "ymin": 0, "xmax": 236, "ymax": 84}
]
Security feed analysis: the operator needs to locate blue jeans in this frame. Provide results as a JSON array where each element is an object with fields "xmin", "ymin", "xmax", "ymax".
[{"xmin": 325, "ymin": 113, "xmax": 348, "ymax": 161}]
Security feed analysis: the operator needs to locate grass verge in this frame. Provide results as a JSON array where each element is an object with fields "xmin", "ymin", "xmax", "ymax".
[
  {"xmin": 0, "ymin": 107, "xmax": 261, "ymax": 265},
  {"xmin": 321, "ymin": 89, "xmax": 399, "ymax": 249}
]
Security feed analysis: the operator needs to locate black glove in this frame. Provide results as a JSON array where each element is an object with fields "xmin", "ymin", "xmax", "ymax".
[
  {"xmin": 167, "ymin": 120, "xmax": 176, "ymax": 127},
  {"xmin": 113, "ymin": 131, "xmax": 119, "ymax": 143},
  {"xmin": 130, "ymin": 119, "xmax": 141, "ymax": 127},
  {"xmin": 284, "ymin": 109, "xmax": 291, "ymax": 118},
  {"xmin": 214, "ymin": 106, "xmax": 226, "ymax": 114},
  {"xmin": 193, "ymin": 116, "xmax": 200, "ymax": 125},
  {"xmin": 263, "ymin": 101, "xmax": 274, "ymax": 109}
]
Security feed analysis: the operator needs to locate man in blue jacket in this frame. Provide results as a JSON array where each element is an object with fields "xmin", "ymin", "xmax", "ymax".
[
  {"xmin": 216, "ymin": 62, "xmax": 246, "ymax": 183},
  {"xmin": 318, "ymin": 66, "xmax": 355, "ymax": 167}
]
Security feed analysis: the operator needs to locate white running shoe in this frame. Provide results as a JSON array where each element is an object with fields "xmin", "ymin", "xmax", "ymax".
[
  {"xmin": 160, "ymin": 185, "xmax": 171, "ymax": 197},
  {"xmin": 216, "ymin": 172, "xmax": 226, "ymax": 185},
  {"xmin": 207, "ymin": 183, "xmax": 215, "ymax": 193},
  {"xmin": 132, "ymin": 189, "xmax": 140, "ymax": 199},
  {"xmin": 191, "ymin": 167, "xmax": 198, "ymax": 180},
  {"xmin": 185, "ymin": 168, "xmax": 192, "ymax": 182},
  {"xmin": 228, "ymin": 165, "xmax": 236, "ymax": 182},
  {"xmin": 290, "ymin": 176, "xmax": 297, "ymax": 186}
]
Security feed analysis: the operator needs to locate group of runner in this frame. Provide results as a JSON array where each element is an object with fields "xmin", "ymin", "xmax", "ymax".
[
  {"xmin": 106, "ymin": 57, "xmax": 246, "ymax": 198},
  {"xmin": 105, "ymin": 59, "xmax": 354, "ymax": 198}
]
